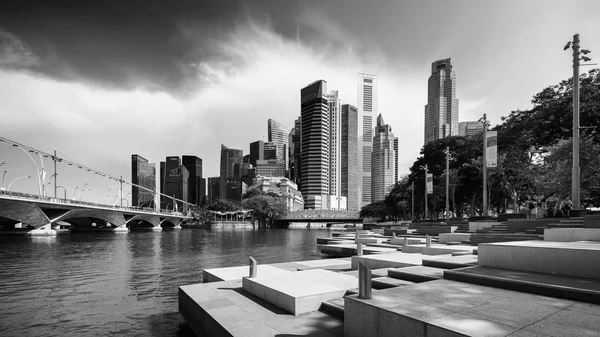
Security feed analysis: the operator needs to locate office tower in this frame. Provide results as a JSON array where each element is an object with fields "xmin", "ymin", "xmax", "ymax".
[
  {"xmin": 219, "ymin": 144, "xmax": 243, "ymax": 201},
  {"xmin": 207, "ymin": 177, "xmax": 220, "ymax": 205},
  {"xmin": 249, "ymin": 141, "xmax": 264, "ymax": 167},
  {"xmin": 182, "ymin": 156, "xmax": 205, "ymax": 206},
  {"xmin": 324, "ymin": 90, "xmax": 342, "ymax": 199},
  {"xmin": 371, "ymin": 114, "xmax": 396, "ymax": 202},
  {"xmin": 458, "ymin": 121, "xmax": 484, "ymax": 136},
  {"xmin": 255, "ymin": 159, "xmax": 286, "ymax": 177},
  {"xmin": 263, "ymin": 142, "xmax": 277, "ymax": 160},
  {"xmin": 394, "ymin": 138, "xmax": 399, "ymax": 183},
  {"xmin": 268, "ymin": 119, "xmax": 289, "ymax": 167},
  {"xmin": 288, "ymin": 117, "xmax": 302, "ymax": 189},
  {"xmin": 424, "ymin": 58, "xmax": 459, "ymax": 145},
  {"xmin": 358, "ymin": 73, "xmax": 377, "ymax": 207},
  {"xmin": 164, "ymin": 156, "xmax": 188, "ymax": 211},
  {"xmin": 300, "ymin": 80, "xmax": 329, "ymax": 209},
  {"xmin": 341, "ymin": 104, "xmax": 359, "ymax": 211},
  {"xmin": 131, "ymin": 154, "xmax": 156, "ymax": 208}
]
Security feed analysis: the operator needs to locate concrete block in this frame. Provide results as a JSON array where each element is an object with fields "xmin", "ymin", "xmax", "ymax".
[
  {"xmin": 545, "ymin": 228, "xmax": 600, "ymax": 242},
  {"xmin": 439, "ymin": 233, "xmax": 471, "ymax": 244}
]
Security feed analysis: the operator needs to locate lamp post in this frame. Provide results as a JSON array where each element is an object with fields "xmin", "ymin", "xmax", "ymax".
[
  {"xmin": 411, "ymin": 182, "xmax": 415, "ymax": 221},
  {"xmin": 1, "ymin": 170, "xmax": 6, "ymax": 190},
  {"xmin": 56, "ymin": 185, "xmax": 67, "ymax": 199},
  {"xmin": 74, "ymin": 183, "xmax": 88, "ymax": 200},
  {"xmin": 79, "ymin": 188, "xmax": 91, "ymax": 201},
  {"xmin": 481, "ymin": 113, "xmax": 489, "ymax": 216},
  {"xmin": 7, "ymin": 175, "xmax": 31, "ymax": 191},
  {"xmin": 12, "ymin": 144, "xmax": 43, "ymax": 196},
  {"xmin": 122, "ymin": 192, "xmax": 131, "ymax": 208},
  {"xmin": 420, "ymin": 164, "xmax": 429, "ymax": 220}
]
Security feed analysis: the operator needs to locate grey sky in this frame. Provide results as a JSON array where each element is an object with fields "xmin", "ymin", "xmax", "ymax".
[{"xmin": 1, "ymin": 0, "xmax": 599, "ymax": 203}]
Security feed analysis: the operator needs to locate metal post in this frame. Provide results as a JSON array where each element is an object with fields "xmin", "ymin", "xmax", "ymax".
[
  {"xmin": 572, "ymin": 34, "xmax": 581, "ymax": 210},
  {"xmin": 249, "ymin": 256, "xmax": 257, "ymax": 278},
  {"xmin": 356, "ymin": 241, "xmax": 363, "ymax": 256},
  {"xmin": 403, "ymin": 236, "xmax": 408, "ymax": 246},
  {"xmin": 411, "ymin": 182, "xmax": 414, "ymax": 221},
  {"xmin": 424, "ymin": 165, "xmax": 428, "ymax": 220},
  {"xmin": 54, "ymin": 149, "xmax": 57, "ymax": 199},
  {"xmin": 482, "ymin": 114, "xmax": 488, "ymax": 216},
  {"xmin": 358, "ymin": 262, "xmax": 372, "ymax": 299},
  {"xmin": 445, "ymin": 146, "xmax": 450, "ymax": 219},
  {"xmin": 426, "ymin": 234, "xmax": 431, "ymax": 248}
]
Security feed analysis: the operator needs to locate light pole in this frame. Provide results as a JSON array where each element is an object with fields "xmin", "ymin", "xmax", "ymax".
[
  {"xmin": 564, "ymin": 34, "xmax": 593, "ymax": 210},
  {"xmin": 1, "ymin": 170, "xmax": 6, "ymax": 190},
  {"xmin": 12, "ymin": 144, "xmax": 43, "ymax": 196},
  {"xmin": 56, "ymin": 185, "xmax": 67, "ymax": 199},
  {"xmin": 420, "ymin": 164, "xmax": 429, "ymax": 220},
  {"xmin": 7, "ymin": 175, "xmax": 31, "ymax": 191},
  {"xmin": 80, "ymin": 188, "xmax": 91, "ymax": 201},
  {"xmin": 411, "ymin": 182, "xmax": 414, "ymax": 221},
  {"xmin": 122, "ymin": 192, "xmax": 131, "ymax": 208},
  {"xmin": 480, "ymin": 114, "xmax": 489, "ymax": 216},
  {"xmin": 74, "ymin": 183, "xmax": 88, "ymax": 200}
]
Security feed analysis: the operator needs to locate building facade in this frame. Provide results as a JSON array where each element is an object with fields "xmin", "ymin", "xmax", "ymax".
[
  {"xmin": 219, "ymin": 144, "xmax": 243, "ymax": 201},
  {"xmin": 300, "ymin": 80, "xmax": 329, "ymax": 209},
  {"xmin": 207, "ymin": 177, "xmax": 220, "ymax": 205},
  {"xmin": 267, "ymin": 119, "xmax": 289, "ymax": 171},
  {"xmin": 357, "ymin": 73, "xmax": 377, "ymax": 207},
  {"xmin": 324, "ymin": 90, "xmax": 342, "ymax": 200},
  {"xmin": 458, "ymin": 121, "xmax": 484, "ymax": 136},
  {"xmin": 247, "ymin": 176, "xmax": 304, "ymax": 212},
  {"xmin": 424, "ymin": 58, "xmax": 459, "ymax": 145},
  {"xmin": 371, "ymin": 114, "xmax": 397, "ymax": 202},
  {"xmin": 341, "ymin": 104, "xmax": 359, "ymax": 211},
  {"xmin": 131, "ymin": 154, "xmax": 156, "ymax": 208},
  {"xmin": 288, "ymin": 117, "xmax": 302, "ymax": 189},
  {"xmin": 163, "ymin": 156, "xmax": 188, "ymax": 212},
  {"xmin": 182, "ymin": 155, "xmax": 205, "ymax": 206}
]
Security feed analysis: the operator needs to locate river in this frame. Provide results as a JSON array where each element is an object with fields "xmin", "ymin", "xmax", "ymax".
[{"xmin": 0, "ymin": 228, "xmax": 330, "ymax": 336}]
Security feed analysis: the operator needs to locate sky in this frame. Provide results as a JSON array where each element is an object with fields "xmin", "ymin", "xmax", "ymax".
[{"xmin": 1, "ymin": 0, "xmax": 599, "ymax": 204}]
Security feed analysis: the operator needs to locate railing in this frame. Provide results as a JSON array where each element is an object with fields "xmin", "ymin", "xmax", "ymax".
[
  {"xmin": 0, "ymin": 190, "xmax": 189, "ymax": 217},
  {"xmin": 281, "ymin": 209, "xmax": 360, "ymax": 219}
]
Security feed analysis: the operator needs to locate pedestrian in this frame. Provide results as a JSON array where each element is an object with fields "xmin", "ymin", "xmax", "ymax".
[
  {"xmin": 527, "ymin": 197, "xmax": 538, "ymax": 218},
  {"xmin": 560, "ymin": 196, "xmax": 574, "ymax": 218},
  {"xmin": 545, "ymin": 193, "xmax": 559, "ymax": 218}
]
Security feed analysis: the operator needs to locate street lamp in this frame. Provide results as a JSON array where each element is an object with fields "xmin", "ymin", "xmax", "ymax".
[
  {"xmin": 420, "ymin": 164, "xmax": 429, "ymax": 220},
  {"xmin": 56, "ymin": 185, "xmax": 67, "ymax": 199},
  {"xmin": 1, "ymin": 170, "xmax": 6, "ymax": 190},
  {"xmin": 79, "ymin": 188, "xmax": 91, "ymax": 201},
  {"xmin": 12, "ymin": 144, "xmax": 43, "ymax": 196},
  {"xmin": 7, "ymin": 175, "xmax": 31, "ymax": 191},
  {"xmin": 74, "ymin": 183, "xmax": 88, "ymax": 200}
]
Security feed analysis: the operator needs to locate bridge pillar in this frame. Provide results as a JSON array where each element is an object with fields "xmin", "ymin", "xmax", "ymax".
[
  {"xmin": 113, "ymin": 225, "xmax": 129, "ymax": 233},
  {"xmin": 26, "ymin": 223, "xmax": 57, "ymax": 236},
  {"xmin": 151, "ymin": 225, "xmax": 163, "ymax": 231}
]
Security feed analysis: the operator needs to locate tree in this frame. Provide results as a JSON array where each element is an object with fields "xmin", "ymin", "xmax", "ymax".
[
  {"xmin": 359, "ymin": 200, "xmax": 387, "ymax": 220},
  {"xmin": 206, "ymin": 199, "xmax": 238, "ymax": 212},
  {"xmin": 242, "ymin": 194, "xmax": 287, "ymax": 227}
]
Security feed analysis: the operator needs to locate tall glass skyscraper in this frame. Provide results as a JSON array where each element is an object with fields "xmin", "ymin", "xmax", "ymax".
[
  {"xmin": 300, "ymin": 80, "xmax": 329, "ymax": 209},
  {"xmin": 219, "ymin": 144, "xmax": 243, "ymax": 201},
  {"xmin": 341, "ymin": 104, "xmax": 359, "ymax": 211},
  {"xmin": 325, "ymin": 90, "xmax": 342, "ymax": 199},
  {"xmin": 424, "ymin": 58, "xmax": 459, "ymax": 145},
  {"xmin": 267, "ymin": 119, "xmax": 289, "ymax": 168},
  {"xmin": 182, "ymin": 155, "xmax": 205, "ymax": 206},
  {"xmin": 131, "ymin": 154, "xmax": 156, "ymax": 208},
  {"xmin": 371, "ymin": 114, "xmax": 397, "ymax": 202},
  {"xmin": 357, "ymin": 73, "xmax": 377, "ymax": 207}
]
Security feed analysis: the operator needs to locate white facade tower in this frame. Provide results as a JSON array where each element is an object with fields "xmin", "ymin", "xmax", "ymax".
[{"xmin": 357, "ymin": 73, "xmax": 377, "ymax": 208}]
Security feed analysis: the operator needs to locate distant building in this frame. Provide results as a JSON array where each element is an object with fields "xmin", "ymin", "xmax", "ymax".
[
  {"xmin": 131, "ymin": 154, "xmax": 156, "ymax": 208},
  {"xmin": 341, "ymin": 104, "xmax": 359, "ymax": 211},
  {"xmin": 220, "ymin": 144, "xmax": 243, "ymax": 201},
  {"xmin": 300, "ymin": 80, "xmax": 329, "ymax": 209},
  {"xmin": 358, "ymin": 73, "xmax": 377, "ymax": 207},
  {"xmin": 424, "ymin": 58, "xmax": 459, "ymax": 145},
  {"xmin": 459, "ymin": 121, "xmax": 484, "ymax": 137},
  {"xmin": 207, "ymin": 177, "xmax": 220, "ymax": 205},
  {"xmin": 268, "ymin": 119, "xmax": 289, "ymax": 171},
  {"xmin": 247, "ymin": 176, "xmax": 304, "ymax": 212},
  {"xmin": 324, "ymin": 90, "xmax": 342, "ymax": 200},
  {"xmin": 288, "ymin": 117, "xmax": 302, "ymax": 189},
  {"xmin": 371, "ymin": 114, "xmax": 397, "ymax": 202},
  {"xmin": 394, "ymin": 137, "xmax": 399, "ymax": 183},
  {"xmin": 163, "ymin": 156, "xmax": 188, "ymax": 212},
  {"xmin": 182, "ymin": 155, "xmax": 205, "ymax": 206},
  {"xmin": 255, "ymin": 159, "xmax": 286, "ymax": 178}
]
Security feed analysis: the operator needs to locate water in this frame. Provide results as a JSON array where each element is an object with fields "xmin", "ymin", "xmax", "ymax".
[{"xmin": 0, "ymin": 228, "xmax": 330, "ymax": 336}]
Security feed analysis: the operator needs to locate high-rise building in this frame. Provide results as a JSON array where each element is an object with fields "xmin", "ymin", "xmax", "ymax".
[
  {"xmin": 163, "ymin": 156, "xmax": 188, "ymax": 212},
  {"xmin": 371, "ymin": 114, "xmax": 397, "ymax": 202},
  {"xmin": 300, "ymin": 80, "xmax": 329, "ymax": 209},
  {"xmin": 424, "ymin": 58, "xmax": 459, "ymax": 145},
  {"xmin": 394, "ymin": 138, "xmax": 399, "ymax": 183},
  {"xmin": 255, "ymin": 159, "xmax": 286, "ymax": 178},
  {"xmin": 219, "ymin": 144, "xmax": 243, "ymax": 201},
  {"xmin": 249, "ymin": 140, "xmax": 264, "ymax": 167},
  {"xmin": 207, "ymin": 177, "xmax": 220, "ymax": 205},
  {"xmin": 357, "ymin": 73, "xmax": 377, "ymax": 207},
  {"xmin": 341, "ymin": 104, "xmax": 359, "ymax": 211},
  {"xmin": 458, "ymin": 121, "xmax": 484, "ymax": 136},
  {"xmin": 131, "ymin": 154, "xmax": 156, "ymax": 208},
  {"xmin": 182, "ymin": 156, "xmax": 205, "ymax": 206},
  {"xmin": 268, "ymin": 119, "xmax": 289, "ymax": 169},
  {"xmin": 324, "ymin": 90, "xmax": 342, "ymax": 199}
]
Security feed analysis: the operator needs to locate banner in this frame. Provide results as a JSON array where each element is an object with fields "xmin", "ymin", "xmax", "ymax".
[
  {"xmin": 486, "ymin": 131, "xmax": 498, "ymax": 168},
  {"xmin": 426, "ymin": 173, "xmax": 433, "ymax": 194}
]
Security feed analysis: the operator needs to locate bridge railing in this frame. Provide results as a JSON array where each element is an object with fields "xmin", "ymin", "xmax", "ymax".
[{"xmin": 0, "ymin": 190, "xmax": 189, "ymax": 217}]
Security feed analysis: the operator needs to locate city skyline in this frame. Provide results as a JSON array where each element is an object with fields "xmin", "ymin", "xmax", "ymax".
[{"xmin": 1, "ymin": 0, "xmax": 599, "ymax": 204}]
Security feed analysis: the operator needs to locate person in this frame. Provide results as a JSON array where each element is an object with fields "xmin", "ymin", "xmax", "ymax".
[
  {"xmin": 527, "ymin": 197, "xmax": 538, "ymax": 218},
  {"xmin": 545, "ymin": 193, "xmax": 559, "ymax": 218},
  {"xmin": 560, "ymin": 196, "xmax": 574, "ymax": 218}
]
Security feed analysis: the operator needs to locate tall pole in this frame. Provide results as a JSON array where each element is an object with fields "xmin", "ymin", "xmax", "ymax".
[
  {"xmin": 54, "ymin": 149, "xmax": 57, "ymax": 198},
  {"xmin": 120, "ymin": 174, "xmax": 123, "ymax": 207},
  {"xmin": 424, "ymin": 164, "xmax": 428, "ymax": 220},
  {"xmin": 482, "ymin": 114, "xmax": 488, "ymax": 216},
  {"xmin": 572, "ymin": 34, "xmax": 581, "ymax": 209},
  {"xmin": 445, "ymin": 146, "xmax": 450, "ymax": 219},
  {"xmin": 411, "ymin": 182, "xmax": 414, "ymax": 221}
]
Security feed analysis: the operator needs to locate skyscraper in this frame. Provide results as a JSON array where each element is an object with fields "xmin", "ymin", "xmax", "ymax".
[
  {"xmin": 207, "ymin": 177, "xmax": 220, "ymax": 205},
  {"xmin": 424, "ymin": 58, "xmax": 459, "ymax": 145},
  {"xmin": 324, "ymin": 90, "xmax": 342, "ymax": 199},
  {"xmin": 163, "ymin": 156, "xmax": 188, "ymax": 212},
  {"xmin": 219, "ymin": 144, "xmax": 243, "ymax": 201},
  {"xmin": 357, "ymin": 73, "xmax": 377, "ymax": 207},
  {"xmin": 267, "ymin": 119, "xmax": 289, "ymax": 169},
  {"xmin": 288, "ymin": 117, "xmax": 302, "ymax": 188},
  {"xmin": 394, "ymin": 138, "xmax": 399, "ymax": 183},
  {"xmin": 182, "ymin": 155, "xmax": 205, "ymax": 206},
  {"xmin": 458, "ymin": 121, "xmax": 484, "ymax": 136},
  {"xmin": 300, "ymin": 80, "xmax": 329, "ymax": 209},
  {"xmin": 131, "ymin": 154, "xmax": 156, "ymax": 208},
  {"xmin": 371, "ymin": 114, "xmax": 397, "ymax": 202},
  {"xmin": 341, "ymin": 104, "xmax": 359, "ymax": 211}
]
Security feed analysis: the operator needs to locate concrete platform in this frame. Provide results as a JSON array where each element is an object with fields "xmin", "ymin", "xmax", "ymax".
[
  {"xmin": 180, "ymin": 279, "xmax": 343, "ymax": 336},
  {"xmin": 478, "ymin": 240, "xmax": 600, "ymax": 279},
  {"xmin": 350, "ymin": 252, "xmax": 447, "ymax": 270},
  {"xmin": 387, "ymin": 266, "xmax": 445, "ymax": 283},
  {"xmin": 203, "ymin": 264, "xmax": 292, "ymax": 283},
  {"xmin": 344, "ymin": 279, "xmax": 600, "ymax": 337},
  {"xmin": 422, "ymin": 254, "xmax": 478, "ymax": 269},
  {"xmin": 318, "ymin": 243, "xmax": 397, "ymax": 257},
  {"xmin": 389, "ymin": 237, "xmax": 424, "ymax": 245},
  {"xmin": 545, "ymin": 228, "xmax": 600, "ymax": 242},
  {"xmin": 372, "ymin": 277, "xmax": 415, "ymax": 289},
  {"xmin": 444, "ymin": 266, "xmax": 600, "ymax": 305},
  {"xmin": 241, "ymin": 269, "xmax": 357, "ymax": 315},
  {"xmin": 401, "ymin": 243, "xmax": 475, "ymax": 255},
  {"xmin": 439, "ymin": 232, "xmax": 471, "ymax": 244}
]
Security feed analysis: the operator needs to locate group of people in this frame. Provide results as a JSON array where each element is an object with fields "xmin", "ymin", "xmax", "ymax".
[{"xmin": 523, "ymin": 193, "xmax": 574, "ymax": 218}]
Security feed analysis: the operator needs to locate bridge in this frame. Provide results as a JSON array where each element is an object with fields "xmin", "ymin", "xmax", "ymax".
[
  {"xmin": 274, "ymin": 209, "xmax": 363, "ymax": 227},
  {"xmin": 0, "ymin": 190, "xmax": 191, "ymax": 235}
]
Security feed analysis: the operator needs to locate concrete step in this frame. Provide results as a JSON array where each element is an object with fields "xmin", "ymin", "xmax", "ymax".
[
  {"xmin": 444, "ymin": 266, "xmax": 600, "ymax": 305},
  {"xmin": 422, "ymin": 255, "xmax": 477, "ymax": 269},
  {"xmin": 320, "ymin": 298, "xmax": 345, "ymax": 320},
  {"xmin": 387, "ymin": 266, "xmax": 445, "ymax": 283},
  {"xmin": 371, "ymin": 277, "xmax": 415, "ymax": 290}
]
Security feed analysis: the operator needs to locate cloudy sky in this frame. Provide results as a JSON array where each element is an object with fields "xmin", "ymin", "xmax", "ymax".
[{"xmin": 1, "ymin": 0, "xmax": 599, "ymax": 204}]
